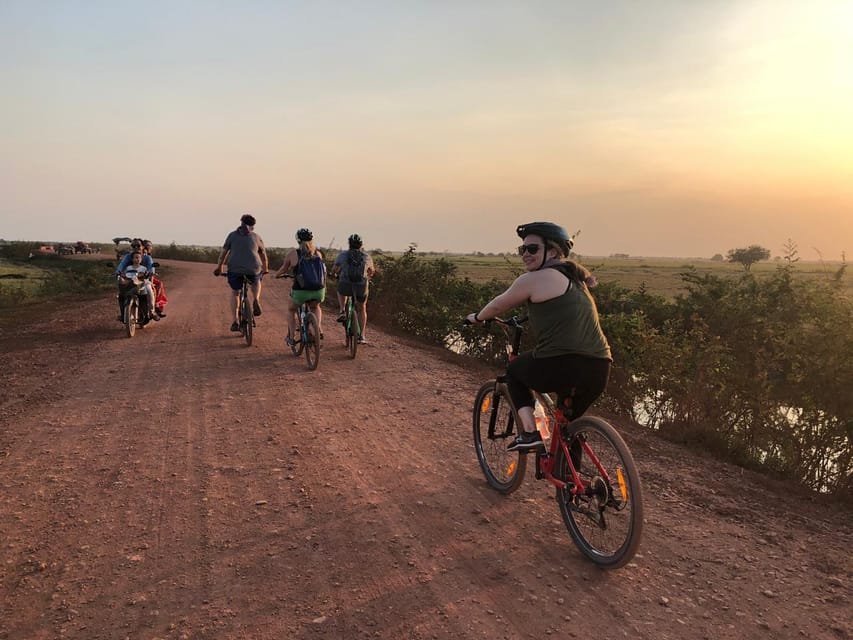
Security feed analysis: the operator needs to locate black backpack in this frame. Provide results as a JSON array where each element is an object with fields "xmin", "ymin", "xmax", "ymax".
[{"xmin": 346, "ymin": 250, "xmax": 366, "ymax": 283}]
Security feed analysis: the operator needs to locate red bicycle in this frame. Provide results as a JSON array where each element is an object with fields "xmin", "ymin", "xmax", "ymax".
[{"xmin": 470, "ymin": 316, "xmax": 643, "ymax": 569}]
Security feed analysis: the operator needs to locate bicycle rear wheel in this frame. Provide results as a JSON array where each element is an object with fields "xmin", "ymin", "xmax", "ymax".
[
  {"xmin": 347, "ymin": 307, "xmax": 359, "ymax": 359},
  {"xmin": 242, "ymin": 295, "xmax": 253, "ymax": 346},
  {"xmin": 304, "ymin": 312, "xmax": 320, "ymax": 370},
  {"xmin": 472, "ymin": 381, "xmax": 526, "ymax": 494},
  {"xmin": 554, "ymin": 416, "xmax": 643, "ymax": 569},
  {"xmin": 240, "ymin": 298, "xmax": 255, "ymax": 347},
  {"xmin": 125, "ymin": 297, "xmax": 137, "ymax": 338}
]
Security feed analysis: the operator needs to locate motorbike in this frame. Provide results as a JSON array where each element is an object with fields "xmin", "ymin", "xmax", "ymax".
[{"xmin": 117, "ymin": 264, "xmax": 159, "ymax": 338}]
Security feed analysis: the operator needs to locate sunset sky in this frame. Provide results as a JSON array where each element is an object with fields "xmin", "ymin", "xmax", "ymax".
[{"xmin": 1, "ymin": 1, "xmax": 851, "ymax": 258}]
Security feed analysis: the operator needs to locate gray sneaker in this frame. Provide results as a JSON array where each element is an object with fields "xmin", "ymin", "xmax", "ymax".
[{"xmin": 507, "ymin": 431, "xmax": 544, "ymax": 452}]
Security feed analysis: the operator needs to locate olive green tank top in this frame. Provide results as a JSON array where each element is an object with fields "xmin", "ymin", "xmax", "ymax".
[{"xmin": 528, "ymin": 273, "xmax": 612, "ymax": 360}]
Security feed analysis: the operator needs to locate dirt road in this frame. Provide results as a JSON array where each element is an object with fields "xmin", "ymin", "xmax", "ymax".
[{"xmin": 1, "ymin": 260, "xmax": 850, "ymax": 640}]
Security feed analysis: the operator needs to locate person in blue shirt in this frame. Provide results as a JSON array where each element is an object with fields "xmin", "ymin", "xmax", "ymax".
[{"xmin": 116, "ymin": 250, "xmax": 158, "ymax": 323}]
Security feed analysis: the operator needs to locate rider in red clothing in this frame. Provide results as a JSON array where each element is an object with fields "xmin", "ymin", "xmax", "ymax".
[{"xmin": 143, "ymin": 240, "xmax": 167, "ymax": 317}]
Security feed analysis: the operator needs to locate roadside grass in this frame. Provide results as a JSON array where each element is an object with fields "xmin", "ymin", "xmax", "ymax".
[
  {"xmin": 0, "ymin": 252, "xmax": 123, "ymax": 309},
  {"xmin": 0, "ymin": 258, "xmax": 51, "ymax": 297}
]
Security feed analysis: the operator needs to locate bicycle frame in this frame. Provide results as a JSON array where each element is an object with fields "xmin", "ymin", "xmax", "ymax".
[
  {"xmin": 472, "ymin": 314, "xmax": 642, "ymax": 568},
  {"xmin": 345, "ymin": 296, "xmax": 361, "ymax": 336},
  {"xmin": 297, "ymin": 302, "xmax": 311, "ymax": 340},
  {"xmin": 237, "ymin": 275, "xmax": 255, "ymax": 345},
  {"xmin": 499, "ymin": 316, "xmax": 616, "ymax": 498}
]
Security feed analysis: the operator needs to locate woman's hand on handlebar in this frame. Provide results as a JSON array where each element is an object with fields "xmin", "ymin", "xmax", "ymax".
[{"xmin": 465, "ymin": 312, "xmax": 484, "ymax": 325}]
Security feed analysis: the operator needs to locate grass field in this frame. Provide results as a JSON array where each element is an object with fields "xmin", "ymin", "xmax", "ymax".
[
  {"xmin": 445, "ymin": 254, "xmax": 850, "ymax": 298},
  {"xmin": 0, "ymin": 258, "xmax": 50, "ymax": 296}
]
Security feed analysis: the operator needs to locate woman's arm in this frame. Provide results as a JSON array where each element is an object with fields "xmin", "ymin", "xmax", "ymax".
[
  {"xmin": 275, "ymin": 250, "xmax": 295, "ymax": 277},
  {"xmin": 470, "ymin": 273, "xmax": 534, "ymax": 322}
]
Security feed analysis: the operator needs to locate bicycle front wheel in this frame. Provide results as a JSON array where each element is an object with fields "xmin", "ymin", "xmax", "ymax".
[
  {"xmin": 472, "ymin": 381, "xmax": 526, "ymax": 494},
  {"xmin": 554, "ymin": 416, "xmax": 643, "ymax": 569},
  {"xmin": 304, "ymin": 312, "xmax": 320, "ymax": 370},
  {"xmin": 125, "ymin": 298, "xmax": 137, "ymax": 338}
]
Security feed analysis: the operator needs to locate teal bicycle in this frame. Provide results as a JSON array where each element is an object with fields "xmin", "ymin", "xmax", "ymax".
[
  {"xmin": 342, "ymin": 293, "xmax": 362, "ymax": 359},
  {"xmin": 279, "ymin": 274, "xmax": 321, "ymax": 370}
]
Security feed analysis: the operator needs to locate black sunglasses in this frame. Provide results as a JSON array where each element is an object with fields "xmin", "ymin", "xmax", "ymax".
[{"xmin": 517, "ymin": 243, "xmax": 542, "ymax": 256}]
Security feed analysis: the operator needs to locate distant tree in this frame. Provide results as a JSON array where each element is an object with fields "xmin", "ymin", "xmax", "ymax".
[
  {"xmin": 726, "ymin": 245, "xmax": 771, "ymax": 271},
  {"xmin": 710, "ymin": 254, "xmax": 724, "ymax": 262}
]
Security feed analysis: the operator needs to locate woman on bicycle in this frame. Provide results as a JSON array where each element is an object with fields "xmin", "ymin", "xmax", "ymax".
[
  {"xmin": 466, "ymin": 221, "xmax": 611, "ymax": 451},
  {"xmin": 330, "ymin": 233, "xmax": 376, "ymax": 344},
  {"xmin": 275, "ymin": 228, "xmax": 326, "ymax": 347}
]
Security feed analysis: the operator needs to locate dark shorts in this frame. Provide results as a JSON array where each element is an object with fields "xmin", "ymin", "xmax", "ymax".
[
  {"xmin": 226, "ymin": 272, "xmax": 260, "ymax": 291},
  {"xmin": 506, "ymin": 352, "xmax": 611, "ymax": 420},
  {"xmin": 337, "ymin": 280, "xmax": 369, "ymax": 302}
]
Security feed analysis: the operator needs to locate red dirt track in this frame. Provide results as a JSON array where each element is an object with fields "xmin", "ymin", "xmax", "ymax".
[{"xmin": 1, "ymin": 260, "xmax": 850, "ymax": 640}]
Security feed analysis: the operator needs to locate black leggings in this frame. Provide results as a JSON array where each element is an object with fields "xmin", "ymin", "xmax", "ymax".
[{"xmin": 506, "ymin": 352, "xmax": 611, "ymax": 420}]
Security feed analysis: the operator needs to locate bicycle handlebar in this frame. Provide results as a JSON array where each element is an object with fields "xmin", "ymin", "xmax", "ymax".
[{"xmin": 463, "ymin": 315, "xmax": 528, "ymax": 327}]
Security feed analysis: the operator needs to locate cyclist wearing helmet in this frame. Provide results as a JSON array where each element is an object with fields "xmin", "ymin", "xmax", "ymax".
[
  {"xmin": 330, "ymin": 233, "xmax": 376, "ymax": 344},
  {"xmin": 213, "ymin": 214, "xmax": 269, "ymax": 332},
  {"xmin": 467, "ymin": 221, "xmax": 611, "ymax": 451},
  {"xmin": 275, "ymin": 228, "xmax": 327, "ymax": 347}
]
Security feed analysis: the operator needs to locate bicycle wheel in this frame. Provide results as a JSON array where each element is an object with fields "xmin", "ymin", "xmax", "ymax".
[
  {"xmin": 347, "ymin": 307, "xmax": 359, "ymax": 359},
  {"xmin": 304, "ymin": 312, "xmax": 320, "ymax": 370},
  {"xmin": 290, "ymin": 309, "xmax": 305, "ymax": 356},
  {"xmin": 472, "ymin": 381, "xmax": 526, "ymax": 494},
  {"xmin": 125, "ymin": 297, "xmax": 137, "ymax": 338},
  {"xmin": 242, "ymin": 296, "xmax": 253, "ymax": 346},
  {"xmin": 553, "ymin": 416, "xmax": 643, "ymax": 569}
]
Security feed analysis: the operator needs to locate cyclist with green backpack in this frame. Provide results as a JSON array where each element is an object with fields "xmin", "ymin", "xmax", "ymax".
[
  {"xmin": 275, "ymin": 228, "xmax": 327, "ymax": 347},
  {"xmin": 331, "ymin": 233, "xmax": 375, "ymax": 344}
]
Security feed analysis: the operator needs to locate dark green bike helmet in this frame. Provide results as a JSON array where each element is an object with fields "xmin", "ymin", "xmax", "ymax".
[{"xmin": 516, "ymin": 221, "xmax": 573, "ymax": 257}]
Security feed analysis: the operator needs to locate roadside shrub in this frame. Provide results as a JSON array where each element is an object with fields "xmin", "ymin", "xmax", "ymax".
[{"xmin": 368, "ymin": 245, "xmax": 511, "ymax": 360}]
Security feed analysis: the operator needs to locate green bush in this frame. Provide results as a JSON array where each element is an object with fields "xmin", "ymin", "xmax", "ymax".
[
  {"xmin": 610, "ymin": 264, "xmax": 852, "ymax": 498},
  {"xmin": 368, "ymin": 245, "xmax": 514, "ymax": 361}
]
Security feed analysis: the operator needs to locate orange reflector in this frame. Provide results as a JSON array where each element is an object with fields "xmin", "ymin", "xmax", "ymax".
[
  {"xmin": 481, "ymin": 396, "xmax": 491, "ymax": 413},
  {"xmin": 616, "ymin": 467, "xmax": 628, "ymax": 502},
  {"xmin": 507, "ymin": 461, "xmax": 516, "ymax": 475}
]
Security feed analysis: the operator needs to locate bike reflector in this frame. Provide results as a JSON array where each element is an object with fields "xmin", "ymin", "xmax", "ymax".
[{"xmin": 616, "ymin": 467, "xmax": 628, "ymax": 502}]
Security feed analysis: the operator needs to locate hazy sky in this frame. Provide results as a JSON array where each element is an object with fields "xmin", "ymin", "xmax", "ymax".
[{"xmin": 2, "ymin": 1, "xmax": 851, "ymax": 258}]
